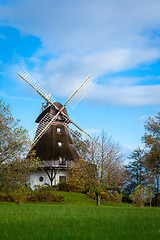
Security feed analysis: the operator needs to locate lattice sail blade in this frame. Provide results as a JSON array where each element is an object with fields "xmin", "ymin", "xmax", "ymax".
[
  {"xmin": 31, "ymin": 111, "xmax": 61, "ymax": 147},
  {"xmin": 29, "ymin": 125, "xmax": 38, "ymax": 142},
  {"xmin": 29, "ymin": 112, "xmax": 53, "ymax": 146},
  {"xmin": 18, "ymin": 69, "xmax": 56, "ymax": 106},
  {"xmin": 69, "ymin": 128, "xmax": 91, "ymax": 151},
  {"xmin": 66, "ymin": 122, "xmax": 89, "ymax": 147},
  {"xmin": 63, "ymin": 117, "xmax": 101, "ymax": 148},
  {"xmin": 67, "ymin": 75, "xmax": 97, "ymax": 109}
]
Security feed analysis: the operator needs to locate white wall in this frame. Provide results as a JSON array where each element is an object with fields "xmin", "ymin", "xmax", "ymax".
[{"xmin": 29, "ymin": 169, "xmax": 67, "ymax": 189}]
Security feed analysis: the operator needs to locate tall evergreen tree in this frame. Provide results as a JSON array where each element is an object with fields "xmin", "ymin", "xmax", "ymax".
[{"xmin": 124, "ymin": 147, "xmax": 152, "ymax": 195}]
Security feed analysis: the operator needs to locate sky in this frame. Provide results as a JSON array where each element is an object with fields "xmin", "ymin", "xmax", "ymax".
[{"xmin": 0, "ymin": 0, "xmax": 160, "ymax": 160}]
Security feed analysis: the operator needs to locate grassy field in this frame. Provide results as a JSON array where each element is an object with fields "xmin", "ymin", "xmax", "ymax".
[
  {"xmin": 53, "ymin": 191, "xmax": 129, "ymax": 207},
  {"xmin": 0, "ymin": 192, "xmax": 160, "ymax": 240}
]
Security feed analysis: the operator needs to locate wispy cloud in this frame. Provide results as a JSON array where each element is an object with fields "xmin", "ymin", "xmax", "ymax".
[
  {"xmin": 122, "ymin": 143, "xmax": 144, "ymax": 159},
  {"xmin": 0, "ymin": 34, "xmax": 5, "ymax": 39},
  {"xmin": 0, "ymin": 90, "xmax": 40, "ymax": 101},
  {"xmin": 88, "ymin": 84, "xmax": 160, "ymax": 106},
  {"xmin": 1, "ymin": 0, "xmax": 160, "ymax": 52}
]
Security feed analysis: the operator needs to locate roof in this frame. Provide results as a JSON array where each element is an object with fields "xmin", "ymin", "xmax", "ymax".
[
  {"xmin": 36, "ymin": 102, "xmax": 69, "ymax": 123},
  {"xmin": 33, "ymin": 123, "xmax": 79, "ymax": 161}
]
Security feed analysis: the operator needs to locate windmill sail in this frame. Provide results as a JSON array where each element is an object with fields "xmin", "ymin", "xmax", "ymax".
[
  {"xmin": 67, "ymin": 74, "xmax": 97, "ymax": 109},
  {"xmin": 30, "ymin": 112, "xmax": 56, "ymax": 145},
  {"xmin": 18, "ymin": 69, "xmax": 58, "ymax": 109},
  {"xmin": 18, "ymin": 69, "xmax": 101, "ymax": 148}
]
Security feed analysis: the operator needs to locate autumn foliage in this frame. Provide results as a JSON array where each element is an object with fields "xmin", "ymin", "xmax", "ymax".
[
  {"xmin": 0, "ymin": 99, "xmax": 39, "ymax": 193},
  {"xmin": 67, "ymin": 131, "xmax": 125, "ymax": 205}
]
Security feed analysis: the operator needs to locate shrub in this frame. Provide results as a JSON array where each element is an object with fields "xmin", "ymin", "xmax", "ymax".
[
  {"xmin": 57, "ymin": 182, "xmax": 79, "ymax": 192},
  {"xmin": 57, "ymin": 182, "xmax": 69, "ymax": 192},
  {"xmin": 101, "ymin": 192, "xmax": 123, "ymax": 203},
  {"xmin": 9, "ymin": 187, "xmax": 31, "ymax": 204},
  {"xmin": 33, "ymin": 184, "xmax": 53, "ymax": 192},
  {"xmin": 52, "ymin": 185, "xmax": 59, "ymax": 191},
  {"xmin": 114, "ymin": 193, "xmax": 123, "ymax": 203},
  {"xmin": 30, "ymin": 190, "xmax": 64, "ymax": 202},
  {"xmin": 29, "ymin": 184, "xmax": 64, "ymax": 202},
  {"xmin": 130, "ymin": 185, "xmax": 153, "ymax": 207},
  {"xmin": 122, "ymin": 195, "xmax": 132, "ymax": 203},
  {"xmin": 87, "ymin": 191, "xmax": 123, "ymax": 203},
  {"xmin": 0, "ymin": 185, "xmax": 64, "ymax": 204},
  {"xmin": 0, "ymin": 192, "xmax": 8, "ymax": 202}
]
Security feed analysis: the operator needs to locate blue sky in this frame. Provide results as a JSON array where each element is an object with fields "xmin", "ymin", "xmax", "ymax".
[{"xmin": 0, "ymin": 0, "xmax": 160, "ymax": 159}]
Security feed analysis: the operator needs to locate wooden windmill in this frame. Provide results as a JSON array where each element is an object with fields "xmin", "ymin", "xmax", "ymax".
[{"xmin": 18, "ymin": 69, "xmax": 100, "ymax": 187}]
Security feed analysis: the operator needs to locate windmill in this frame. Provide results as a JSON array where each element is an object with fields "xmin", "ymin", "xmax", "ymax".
[{"xmin": 18, "ymin": 69, "xmax": 100, "ymax": 187}]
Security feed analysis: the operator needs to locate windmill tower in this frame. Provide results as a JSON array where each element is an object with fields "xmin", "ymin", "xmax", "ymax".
[
  {"xmin": 18, "ymin": 69, "xmax": 101, "ymax": 188},
  {"xmin": 32, "ymin": 102, "xmax": 78, "ymax": 186}
]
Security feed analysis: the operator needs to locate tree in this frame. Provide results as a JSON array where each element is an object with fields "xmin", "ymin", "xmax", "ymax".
[
  {"xmin": 143, "ymin": 113, "xmax": 160, "ymax": 193},
  {"xmin": 124, "ymin": 147, "xmax": 152, "ymax": 195},
  {"xmin": 0, "ymin": 99, "xmax": 38, "ymax": 193},
  {"xmin": 71, "ymin": 130, "xmax": 90, "ymax": 158},
  {"xmin": 67, "ymin": 130, "xmax": 125, "ymax": 206},
  {"xmin": 98, "ymin": 132, "xmax": 125, "ymax": 190},
  {"xmin": 130, "ymin": 185, "xmax": 154, "ymax": 207}
]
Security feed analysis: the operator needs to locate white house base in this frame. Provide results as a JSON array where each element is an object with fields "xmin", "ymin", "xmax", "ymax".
[{"xmin": 29, "ymin": 169, "xmax": 67, "ymax": 189}]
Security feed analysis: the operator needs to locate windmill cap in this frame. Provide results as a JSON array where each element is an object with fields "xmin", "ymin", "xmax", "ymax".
[{"xmin": 35, "ymin": 102, "xmax": 69, "ymax": 123}]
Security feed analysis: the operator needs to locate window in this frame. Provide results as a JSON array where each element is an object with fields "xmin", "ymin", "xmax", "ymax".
[
  {"xmin": 58, "ymin": 142, "xmax": 63, "ymax": 147},
  {"xmin": 57, "ymin": 127, "xmax": 61, "ymax": 133},
  {"xmin": 59, "ymin": 157, "xmax": 67, "ymax": 166},
  {"xmin": 39, "ymin": 176, "xmax": 44, "ymax": 182},
  {"xmin": 59, "ymin": 176, "xmax": 66, "ymax": 183}
]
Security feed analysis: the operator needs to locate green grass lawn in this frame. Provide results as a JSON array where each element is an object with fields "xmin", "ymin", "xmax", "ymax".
[
  {"xmin": 53, "ymin": 191, "xmax": 129, "ymax": 207},
  {"xmin": 0, "ymin": 192, "xmax": 159, "ymax": 240}
]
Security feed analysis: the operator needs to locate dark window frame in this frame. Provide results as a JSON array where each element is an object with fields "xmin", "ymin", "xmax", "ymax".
[{"xmin": 39, "ymin": 176, "xmax": 44, "ymax": 182}]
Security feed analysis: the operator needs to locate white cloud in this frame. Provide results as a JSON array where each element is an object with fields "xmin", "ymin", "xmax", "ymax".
[
  {"xmin": 1, "ymin": 0, "xmax": 160, "ymax": 52},
  {"xmin": 88, "ymin": 84, "xmax": 160, "ymax": 106},
  {"xmin": 138, "ymin": 114, "xmax": 148, "ymax": 122},
  {"xmin": 1, "ymin": 0, "xmax": 160, "ymax": 106},
  {"xmin": 26, "ymin": 48, "xmax": 160, "ymax": 107},
  {"xmin": 110, "ymin": 75, "xmax": 160, "ymax": 87}
]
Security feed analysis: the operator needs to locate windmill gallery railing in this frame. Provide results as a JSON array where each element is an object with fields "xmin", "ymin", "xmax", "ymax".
[{"xmin": 44, "ymin": 159, "xmax": 67, "ymax": 168}]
